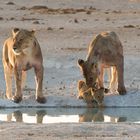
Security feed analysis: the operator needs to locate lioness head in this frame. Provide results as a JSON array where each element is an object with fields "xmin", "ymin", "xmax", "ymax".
[
  {"xmin": 78, "ymin": 59, "xmax": 99, "ymax": 88},
  {"xmin": 78, "ymin": 80, "xmax": 94, "ymax": 103},
  {"xmin": 91, "ymin": 87, "xmax": 104, "ymax": 106},
  {"xmin": 12, "ymin": 28, "xmax": 35, "ymax": 55},
  {"xmin": 78, "ymin": 80, "xmax": 104, "ymax": 106},
  {"xmin": 82, "ymin": 88, "xmax": 94, "ymax": 103}
]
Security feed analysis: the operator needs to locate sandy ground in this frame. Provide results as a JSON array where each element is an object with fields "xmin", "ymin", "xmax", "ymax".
[
  {"xmin": 0, "ymin": 122, "xmax": 140, "ymax": 140},
  {"xmin": 0, "ymin": 0, "xmax": 140, "ymax": 139}
]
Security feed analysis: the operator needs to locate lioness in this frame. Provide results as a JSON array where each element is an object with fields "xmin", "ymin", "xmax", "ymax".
[
  {"xmin": 3, "ymin": 28, "xmax": 46, "ymax": 103},
  {"xmin": 78, "ymin": 80, "xmax": 104, "ymax": 106},
  {"xmin": 78, "ymin": 31, "xmax": 126, "ymax": 95}
]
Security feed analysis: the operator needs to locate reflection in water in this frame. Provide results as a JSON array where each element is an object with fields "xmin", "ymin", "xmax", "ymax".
[
  {"xmin": 36, "ymin": 110, "xmax": 46, "ymax": 123},
  {"xmin": 79, "ymin": 109, "xmax": 127, "ymax": 123},
  {"xmin": 4, "ymin": 110, "xmax": 47, "ymax": 124},
  {"xmin": 13, "ymin": 111, "xmax": 23, "ymax": 122},
  {"xmin": 0, "ymin": 108, "xmax": 139, "ymax": 124},
  {"xmin": 79, "ymin": 109, "xmax": 104, "ymax": 122}
]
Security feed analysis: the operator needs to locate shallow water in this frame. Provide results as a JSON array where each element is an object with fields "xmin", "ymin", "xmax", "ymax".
[{"xmin": 0, "ymin": 108, "xmax": 140, "ymax": 124}]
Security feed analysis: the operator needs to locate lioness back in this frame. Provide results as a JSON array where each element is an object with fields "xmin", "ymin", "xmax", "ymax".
[{"xmin": 87, "ymin": 31, "xmax": 123, "ymax": 60}]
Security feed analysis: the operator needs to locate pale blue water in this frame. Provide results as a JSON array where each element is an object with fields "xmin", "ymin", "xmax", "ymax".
[{"xmin": 0, "ymin": 108, "xmax": 140, "ymax": 124}]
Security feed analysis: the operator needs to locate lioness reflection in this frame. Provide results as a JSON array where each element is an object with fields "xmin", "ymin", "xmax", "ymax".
[
  {"xmin": 79, "ymin": 109, "xmax": 126, "ymax": 123},
  {"xmin": 7, "ymin": 110, "xmax": 46, "ymax": 123},
  {"xmin": 3, "ymin": 109, "xmax": 127, "ymax": 123},
  {"xmin": 79, "ymin": 109, "xmax": 104, "ymax": 122}
]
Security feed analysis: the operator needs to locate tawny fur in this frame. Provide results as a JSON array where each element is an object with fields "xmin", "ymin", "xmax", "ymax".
[
  {"xmin": 2, "ymin": 28, "xmax": 46, "ymax": 103},
  {"xmin": 78, "ymin": 31, "xmax": 126, "ymax": 95},
  {"xmin": 78, "ymin": 80, "xmax": 104, "ymax": 106}
]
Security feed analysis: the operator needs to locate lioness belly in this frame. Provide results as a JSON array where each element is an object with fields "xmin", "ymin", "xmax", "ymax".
[{"xmin": 22, "ymin": 62, "xmax": 33, "ymax": 71}]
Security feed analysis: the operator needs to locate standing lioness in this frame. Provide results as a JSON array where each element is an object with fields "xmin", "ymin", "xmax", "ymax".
[
  {"xmin": 3, "ymin": 28, "xmax": 46, "ymax": 103},
  {"xmin": 78, "ymin": 31, "xmax": 126, "ymax": 95}
]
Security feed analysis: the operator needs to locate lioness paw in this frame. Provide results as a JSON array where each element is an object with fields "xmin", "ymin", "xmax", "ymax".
[
  {"xmin": 118, "ymin": 87, "xmax": 127, "ymax": 95},
  {"xmin": 78, "ymin": 95, "xmax": 83, "ymax": 99},
  {"xmin": 104, "ymin": 88, "xmax": 109, "ymax": 93},
  {"xmin": 12, "ymin": 96, "xmax": 22, "ymax": 103},
  {"xmin": 36, "ymin": 96, "xmax": 46, "ymax": 104}
]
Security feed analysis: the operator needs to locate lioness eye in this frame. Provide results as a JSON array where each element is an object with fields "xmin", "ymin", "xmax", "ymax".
[
  {"xmin": 20, "ymin": 38, "xmax": 23, "ymax": 41},
  {"xmin": 90, "ymin": 77, "xmax": 93, "ymax": 81},
  {"xmin": 94, "ymin": 64, "xmax": 97, "ymax": 68}
]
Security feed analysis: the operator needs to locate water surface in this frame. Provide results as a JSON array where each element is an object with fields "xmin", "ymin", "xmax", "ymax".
[{"xmin": 0, "ymin": 108, "xmax": 140, "ymax": 124}]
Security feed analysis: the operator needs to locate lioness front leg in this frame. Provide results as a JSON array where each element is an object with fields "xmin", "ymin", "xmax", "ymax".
[
  {"xmin": 3, "ymin": 64, "xmax": 13, "ymax": 99},
  {"xmin": 34, "ymin": 65, "xmax": 46, "ymax": 103},
  {"xmin": 13, "ymin": 69, "xmax": 22, "ymax": 103},
  {"xmin": 116, "ymin": 56, "xmax": 126, "ymax": 95}
]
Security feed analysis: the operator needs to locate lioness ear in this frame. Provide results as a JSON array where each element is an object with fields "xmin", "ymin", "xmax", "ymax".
[
  {"xmin": 30, "ymin": 29, "xmax": 35, "ymax": 35},
  {"xmin": 12, "ymin": 28, "xmax": 19, "ymax": 36},
  {"xmin": 78, "ymin": 59, "xmax": 85, "ymax": 67},
  {"xmin": 91, "ymin": 88, "xmax": 95, "ymax": 95},
  {"xmin": 78, "ymin": 80, "xmax": 85, "ymax": 89}
]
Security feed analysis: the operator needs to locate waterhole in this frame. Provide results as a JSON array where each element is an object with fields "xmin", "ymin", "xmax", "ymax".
[{"xmin": 0, "ymin": 108, "xmax": 140, "ymax": 124}]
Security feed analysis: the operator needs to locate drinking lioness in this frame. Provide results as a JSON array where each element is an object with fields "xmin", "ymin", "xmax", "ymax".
[{"xmin": 78, "ymin": 31, "xmax": 126, "ymax": 95}]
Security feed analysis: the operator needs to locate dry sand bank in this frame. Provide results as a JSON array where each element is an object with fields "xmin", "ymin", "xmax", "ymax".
[{"xmin": 0, "ymin": 122, "xmax": 140, "ymax": 140}]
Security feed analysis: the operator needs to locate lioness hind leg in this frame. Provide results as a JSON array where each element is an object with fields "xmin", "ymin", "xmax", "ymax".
[
  {"xmin": 109, "ymin": 67, "xmax": 117, "ymax": 93},
  {"xmin": 35, "ymin": 65, "xmax": 46, "ymax": 103},
  {"xmin": 116, "ymin": 56, "xmax": 126, "ymax": 95},
  {"xmin": 3, "ymin": 65, "xmax": 13, "ymax": 99}
]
